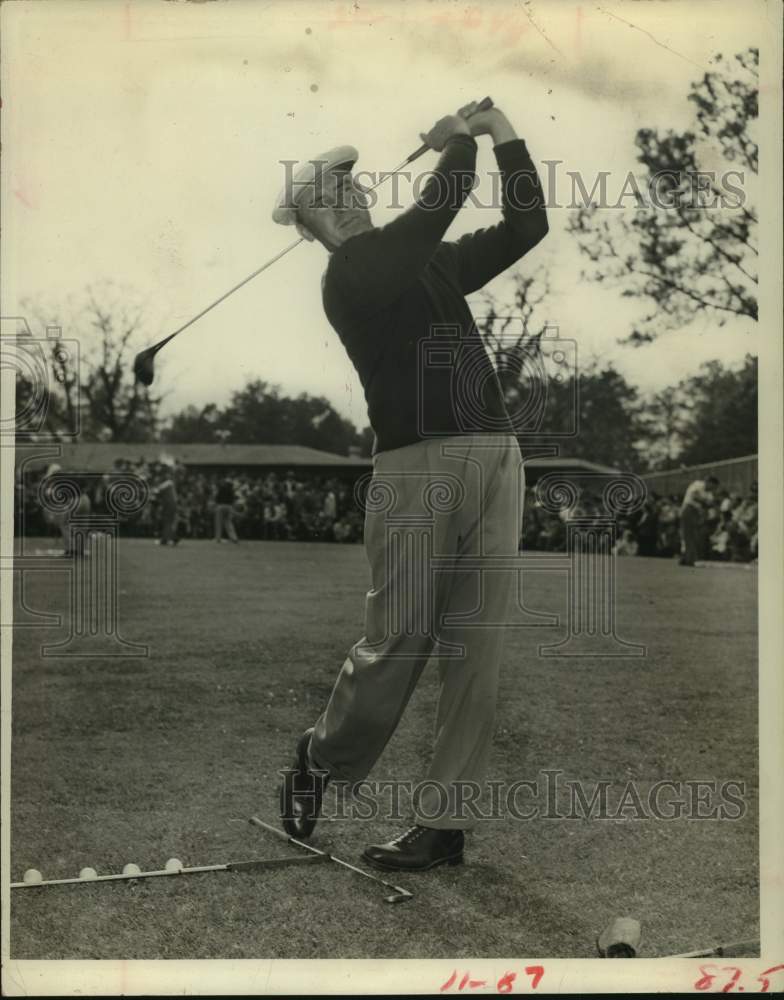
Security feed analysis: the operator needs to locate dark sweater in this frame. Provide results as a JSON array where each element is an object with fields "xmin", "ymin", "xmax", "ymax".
[
  {"xmin": 216, "ymin": 479, "xmax": 235, "ymax": 505},
  {"xmin": 322, "ymin": 134, "xmax": 548, "ymax": 454}
]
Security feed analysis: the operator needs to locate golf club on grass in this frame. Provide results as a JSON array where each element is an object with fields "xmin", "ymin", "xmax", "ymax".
[
  {"xmin": 249, "ymin": 815, "xmax": 414, "ymax": 905},
  {"xmin": 133, "ymin": 97, "xmax": 494, "ymax": 387},
  {"xmin": 663, "ymin": 939, "xmax": 761, "ymax": 959}
]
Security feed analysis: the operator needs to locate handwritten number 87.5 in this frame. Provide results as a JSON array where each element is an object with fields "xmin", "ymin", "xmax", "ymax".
[{"xmin": 694, "ymin": 963, "xmax": 784, "ymax": 992}]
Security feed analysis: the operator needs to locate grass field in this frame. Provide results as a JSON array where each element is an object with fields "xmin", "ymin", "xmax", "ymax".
[{"xmin": 10, "ymin": 538, "xmax": 758, "ymax": 959}]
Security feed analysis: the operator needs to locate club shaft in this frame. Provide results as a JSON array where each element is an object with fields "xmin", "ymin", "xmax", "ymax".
[
  {"xmin": 154, "ymin": 235, "xmax": 304, "ymax": 352},
  {"xmin": 249, "ymin": 815, "xmax": 294, "ymax": 842},
  {"xmin": 665, "ymin": 939, "xmax": 760, "ymax": 959},
  {"xmin": 12, "ymin": 868, "xmax": 185, "ymax": 888},
  {"xmin": 229, "ymin": 856, "xmax": 329, "ymax": 871},
  {"xmin": 249, "ymin": 815, "xmax": 411, "ymax": 901},
  {"xmin": 10, "ymin": 855, "xmax": 322, "ymax": 888}
]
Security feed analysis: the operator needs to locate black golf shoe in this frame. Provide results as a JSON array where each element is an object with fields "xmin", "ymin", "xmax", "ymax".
[
  {"xmin": 279, "ymin": 728, "xmax": 329, "ymax": 839},
  {"xmin": 363, "ymin": 825, "xmax": 464, "ymax": 871}
]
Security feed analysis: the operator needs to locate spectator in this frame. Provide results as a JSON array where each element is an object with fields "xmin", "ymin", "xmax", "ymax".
[
  {"xmin": 214, "ymin": 476, "xmax": 239, "ymax": 544},
  {"xmin": 633, "ymin": 496, "xmax": 660, "ymax": 557},
  {"xmin": 614, "ymin": 528, "xmax": 639, "ymax": 556},
  {"xmin": 656, "ymin": 496, "xmax": 681, "ymax": 557},
  {"xmin": 324, "ymin": 484, "xmax": 338, "ymax": 521},
  {"xmin": 151, "ymin": 465, "xmax": 181, "ymax": 546},
  {"xmin": 710, "ymin": 509, "xmax": 733, "ymax": 560},
  {"xmin": 679, "ymin": 475, "xmax": 719, "ymax": 567}
]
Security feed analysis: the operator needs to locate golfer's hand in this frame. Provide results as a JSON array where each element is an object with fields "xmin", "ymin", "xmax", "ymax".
[
  {"xmin": 459, "ymin": 103, "xmax": 517, "ymax": 144},
  {"xmin": 419, "ymin": 113, "xmax": 472, "ymax": 152}
]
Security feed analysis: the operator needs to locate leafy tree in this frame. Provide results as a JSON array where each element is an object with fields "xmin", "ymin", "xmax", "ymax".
[
  {"xmin": 163, "ymin": 378, "xmax": 363, "ymax": 455},
  {"xmin": 677, "ymin": 354, "xmax": 757, "ymax": 465},
  {"xmin": 635, "ymin": 385, "xmax": 693, "ymax": 471},
  {"xmin": 535, "ymin": 363, "xmax": 642, "ymax": 470},
  {"xmin": 162, "ymin": 403, "xmax": 225, "ymax": 443},
  {"xmin": 568, "ymin": 48, "xmax": 758, "ymax": 344},
  {"xmin": 579, "ymin": 366, "xmax": 642, "ymax": 469},
  {"xmin": 634, "ymin": 355, "xmax": 757, "ymax": 470}
]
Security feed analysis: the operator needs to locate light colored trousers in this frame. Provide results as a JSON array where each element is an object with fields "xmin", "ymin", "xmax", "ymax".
[
  {"xmin": 310, "ymin": 434, "xmax": 524, "ymax": 829},
  {"xmin": 159, "ymin": 505, "xmax": 178, "ymax": 544},
  {"xmin": 214, "ymin": 503, "xmax": 238, "ymax": 541}
]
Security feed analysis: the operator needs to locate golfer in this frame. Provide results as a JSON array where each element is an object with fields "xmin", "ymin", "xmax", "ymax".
[
  {"xmin": 214, "ymin": 476, "xmax": 240, "ymax": 543},
  {"xmin": 152, "ymin": 468, "xmax": 180, "ymax": 546},
  {"xmin": 274, "ymin": 102, "xmax": 548, "ymax": 871},
  {"xmin": 679, "ymin": 474, "xmax": 719, "ymax": 567}
]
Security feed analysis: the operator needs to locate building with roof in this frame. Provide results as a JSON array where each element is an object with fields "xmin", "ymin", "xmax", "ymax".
[{"xmin": 16, "ymin": 441, "xmax": 620, "ymax": 484}]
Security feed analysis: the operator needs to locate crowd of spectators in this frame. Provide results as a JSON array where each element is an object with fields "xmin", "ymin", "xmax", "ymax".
[
  {"xmin": 114, "ymin": 458, "xmax": 367, "ymax": 544},
  {"xmin": 15, "ymin": 459, "xmax": 758, "ymax": 563},
  {"xmin": 615, "ymin": 481, "xmax": 758, "ymax": 563},
  {"xmin": 15, "ymin": 459, "xmax": 366, "ymax": 545},
  {"xmin": 520, "ymin": 480, "xmax": 756, "ymax": 563}
]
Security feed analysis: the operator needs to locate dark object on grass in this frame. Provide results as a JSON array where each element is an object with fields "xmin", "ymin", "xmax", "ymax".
[{"xmin": 597, "ymin": 916, "xmax": 642, "ymax": 957}]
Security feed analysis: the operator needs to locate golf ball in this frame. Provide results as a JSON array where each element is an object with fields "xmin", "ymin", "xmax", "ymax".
[
  {"xmin": 79, "ymin": 867, "xmax": 98, "ymax": 880},
  {"xmin": 23, "ymin": 869, "xmax": 43, "ymax": 884},
  {"xmin": 164, "ymin": 857, "xmax": 183, "ymax": 872},
  {"xmin": 122, "ymin": 863, "xmax": 141, "ymax": 876}
]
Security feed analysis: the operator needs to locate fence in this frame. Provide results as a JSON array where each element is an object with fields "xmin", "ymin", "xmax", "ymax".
[{"xmin": 641, "ymin": 455, "xmax": 757, "ymax": 497}]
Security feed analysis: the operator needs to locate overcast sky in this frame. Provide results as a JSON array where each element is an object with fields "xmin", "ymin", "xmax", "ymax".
[{"xmin": 2, "ymin": 0, "xmax": 762, "ymax": 430}]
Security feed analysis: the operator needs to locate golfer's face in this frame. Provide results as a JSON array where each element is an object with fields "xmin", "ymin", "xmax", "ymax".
[{"xmin": 298, "ymin": 168, "xmax": 372, "ymax": 249}]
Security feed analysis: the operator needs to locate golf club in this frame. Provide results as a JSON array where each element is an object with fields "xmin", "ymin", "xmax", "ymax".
[
  {"xmin": 249, "ymin": 815, "xmax": 413, "ymax": 905},
  {"xmin": 375, "ymin": 95, "xmax": 495, "ymax": 182},
  {"xmin": 664, "ymin": 939, "xmax": 761, "ymax": 959},
  {"xmin": 133, "ymin": 97, "xmax": 494, "ymax": 387}
]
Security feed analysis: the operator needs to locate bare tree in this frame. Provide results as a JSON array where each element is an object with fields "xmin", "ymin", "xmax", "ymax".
[
  {"xmin": 21, "ymin": 281, "xmax": 162, "ymax": 442},
  {"xmin": 475, "ymin": 265, "xmax": 551, "ymax": 410}
]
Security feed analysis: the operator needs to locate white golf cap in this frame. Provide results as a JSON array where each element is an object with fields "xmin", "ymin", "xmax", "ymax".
[{"xmin": 272, "ymin": 144, "xmax": 359, "ymax": 226}]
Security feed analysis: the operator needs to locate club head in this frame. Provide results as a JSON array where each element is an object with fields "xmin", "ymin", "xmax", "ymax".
[
  {"xmin": 385, "ymin": 888, "xmax": 413, "ymax": 904},
  {"xmin": 134, "ymin": 347, "xmax": 157, "ymax": 387}
]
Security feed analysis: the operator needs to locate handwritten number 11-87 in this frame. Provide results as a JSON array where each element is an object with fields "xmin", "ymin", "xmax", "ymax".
[{"xmin": 440, "ymin": 966, "xmax": 545, "ymax": 992}]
